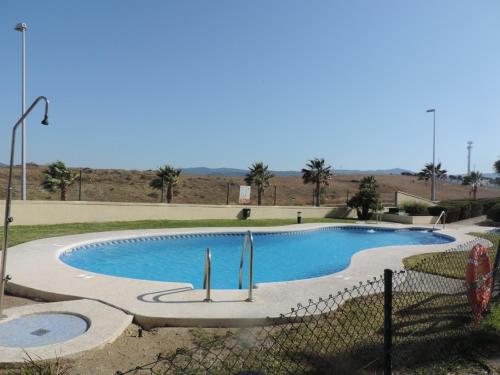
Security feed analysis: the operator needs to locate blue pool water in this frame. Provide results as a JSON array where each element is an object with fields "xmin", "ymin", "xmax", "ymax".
[
  {"xmin": 61, "ymin": 227, "xmax": 453, "ymax": 289},
  {"xmin": 0, "ymin": 313, "xmax": 88, "ymax": 347}
]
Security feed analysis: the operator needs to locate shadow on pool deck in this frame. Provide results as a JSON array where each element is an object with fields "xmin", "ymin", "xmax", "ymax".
[{"xmin": 136, "ymin": 287, "xmax": 251, "ymax": 304}]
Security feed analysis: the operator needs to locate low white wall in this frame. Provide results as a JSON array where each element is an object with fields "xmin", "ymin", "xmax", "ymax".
[
  {"xmin": 395, "ymin": 191, "xmax": 436, "ymax": 207},
  {"xmin": 382, "ymin": 213, "xmax": 438, "ymax": 225},
  {"xmin": 0, "ymin": 200, "xmax": 349, "ymax": 226}
]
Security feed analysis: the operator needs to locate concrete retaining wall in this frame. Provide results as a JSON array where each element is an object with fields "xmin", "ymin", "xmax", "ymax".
[
  {"xmin": 0, "ymin": 200, "xmax": 349, "ymax": 226},
  {"xmin": 395, "ymin": 191, "xmax": 436, "ymax": 207},
  {"xmin": 381, "ymin": 213, "xmax": 438, "ymax": 225}
]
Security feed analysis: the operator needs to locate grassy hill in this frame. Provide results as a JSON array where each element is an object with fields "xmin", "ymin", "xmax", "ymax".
[{"xmin": 1, "ymin": 165, "xmax": 499, "ymax": 206}]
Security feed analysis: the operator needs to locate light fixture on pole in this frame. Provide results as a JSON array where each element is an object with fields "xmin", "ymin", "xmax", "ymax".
[
  {"xmin": 426, "ymin": 109, "xmax": 436, "ymax": 201},
  {"xmin": 15, "ymin": 22, "xmax": 28, "ymax": 200}
]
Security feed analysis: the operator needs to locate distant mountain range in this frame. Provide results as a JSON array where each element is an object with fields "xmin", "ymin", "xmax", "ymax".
[
  {"xmin": 1, "ymin": 162, "xmax": 497, "ymax": 179},
  {"xmin": 181, "ymin": 167, "xmax": 414, "ymax": 177}
]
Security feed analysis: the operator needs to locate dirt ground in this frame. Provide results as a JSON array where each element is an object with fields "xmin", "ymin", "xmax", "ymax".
[
  {"xmin": 0, "ymin": 294, "xmax": 229, "ymax": 375},
  {"xmin": 1, "ymin": 165, "xmax": 499, "ymax": 206}
]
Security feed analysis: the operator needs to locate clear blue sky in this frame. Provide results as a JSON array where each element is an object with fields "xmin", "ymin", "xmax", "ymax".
[{"xmin": 1, "ymin": 1, "xmax": 499, "ymax": 174}]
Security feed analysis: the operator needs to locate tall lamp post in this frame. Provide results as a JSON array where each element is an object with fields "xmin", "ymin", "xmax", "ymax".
[
  {"xmin": 426, "ymin": 108, "xmax": 436, "ymax": 201},
  {"xmin": 15, "ymin": 22, "xmax": 28, "ymax": 200}
]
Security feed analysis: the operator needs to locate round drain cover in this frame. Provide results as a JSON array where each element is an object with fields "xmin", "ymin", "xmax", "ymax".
[{"xmin": 0, "ymin": 313, "xmax": 88, "ymax": 347}]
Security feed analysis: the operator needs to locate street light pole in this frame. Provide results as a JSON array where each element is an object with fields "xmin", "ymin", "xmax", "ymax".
[
  {"xmin": 426, "ymin": 109, "xmax": 436, "ymax": 201},
  {"xmin": 15, "ymin": 22, "xmax": 28, "ymax": 200}
]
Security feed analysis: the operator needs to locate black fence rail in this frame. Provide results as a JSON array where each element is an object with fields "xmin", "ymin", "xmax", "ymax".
[{"xmin": 116, "ymin": 236, "xmax": 497, "ymax": 375}]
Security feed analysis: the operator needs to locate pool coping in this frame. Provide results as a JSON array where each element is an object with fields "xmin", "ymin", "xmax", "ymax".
[
  {"xmin": 0, "ymin": 299, "xmax": 132, "ymax": 366},
  {"xmin": 5, "ymin": 223, "xmax": 480, "ymax": 328}
]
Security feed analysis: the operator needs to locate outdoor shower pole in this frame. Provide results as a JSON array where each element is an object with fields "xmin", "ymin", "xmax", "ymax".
[{"xmin": 0, "ymin": 96, "xmax": 49, "ymax": 319}]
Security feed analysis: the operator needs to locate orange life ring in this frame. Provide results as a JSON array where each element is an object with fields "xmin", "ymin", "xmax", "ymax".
[{"xmin": 465, "ymin": 244, "xmax": 493, "ymax": 319}]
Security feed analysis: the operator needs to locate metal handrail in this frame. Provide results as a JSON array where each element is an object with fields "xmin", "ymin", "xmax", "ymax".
[
  {"xmin": 203, "ymin": 248, "xmax": 212, "ymax": 302},
  {"xmin": 238, "ymin": 231, "xmax": 255, "ymax": 302},
  {"xmin": 432, "ymin": 210, "xmax": 446, "ymax": 230}
]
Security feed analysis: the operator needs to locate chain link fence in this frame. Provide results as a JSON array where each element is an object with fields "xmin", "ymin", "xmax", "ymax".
[{"xmin": 115, "ymin": 235, "xmax": 498, "ymax": 375}]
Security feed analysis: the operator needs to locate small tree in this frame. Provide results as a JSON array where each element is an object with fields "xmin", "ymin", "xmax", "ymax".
[
  {"xmin": 244, "ymin": 162, "xmax": 274, "ymax": 206},
  {"xmin": 494, "ymin": 160, "xmax": 500, "ymax": 175},
  {"xmin": 301, "ymin": 158, "xmax": 334, "ymax": 207},
  {"xmin": 41, "ymin": 161, "xmax": 77, "ymax": 201},
  {"xmin": 418, "ymin": 162, "xmax": 447, "ymax": 181},
  {"xmin": 347, "ymin": 176, "xmax": 381, "ymax": 220},
  {"xmin": 462, "ymin": 171, "xmax": 482, "ymax": 200},
  {"xmin": 150, "ymin": 165, "xmax": 181, "ymax": 203}
]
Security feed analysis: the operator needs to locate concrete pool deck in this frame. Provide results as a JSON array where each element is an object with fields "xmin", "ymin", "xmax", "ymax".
[{"xmin": 4, "ymin": 223, "xmax": 484, "ymax": 328}]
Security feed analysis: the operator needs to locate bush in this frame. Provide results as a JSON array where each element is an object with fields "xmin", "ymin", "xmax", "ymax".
[
  {"xmin": 488, "ymin": 203, "xmax": 500, "ymax": 222},
  {"xmin": 480, "ymin": 198, "xmax": 500, "ymax": 214},
  {"xmin": 470, "ymin": 201, "xmax": 483, "ymax": 217},
  {"xmin": 427, "ymin": 205, "xmax": 460, "ymax": 223},
  {"xmin": 400, "ymin": 202, "xmax": 430, "ymax": 216}
]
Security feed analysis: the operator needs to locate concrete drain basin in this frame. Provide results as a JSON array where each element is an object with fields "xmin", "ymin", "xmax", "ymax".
[{"xmin": 0, "ymin": 313, "xmax": 88, "ymax": 347}]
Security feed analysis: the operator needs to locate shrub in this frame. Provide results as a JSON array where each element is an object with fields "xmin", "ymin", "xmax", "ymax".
[
  {"xmin": 480, "ymin": 198, "xmax": 500, "ymax": 214},
  {"xmin": 400, "ymin": 202, "xmax": 430, "ymax": 216},
  {"xmin": 427, "ymin": 205, "xmax": 460, "ymax": 223},
  {"xmin": 470, "ymin": 201, "xmax": 483, "ymax": 217},
  {"xmin": 488, "ymin": 203, "xmax": 500, "ymax": 223}
]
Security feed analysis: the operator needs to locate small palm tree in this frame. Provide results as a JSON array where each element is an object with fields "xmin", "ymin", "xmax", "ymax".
[
  {"xmin": 41, "ymin": 161, "xmax": 77, "ymax": 201},
  {"xmin": 244, "ymin": 162, "xmax": 275, "ymax": 206},
  {"xmin": 463, "ymin": 171, "xmax": 483, "ymax": 199},
  {"xmin": 347, "ymin": 176, "xmax": 381, "ymax": 220},
  {"xmin": 494, "ymin": 160, "xmax": 500, "ymax": 175},
  {"xmin": 418, "ymin": 162, "xmax": 447, "ymax": 181},
  {"xmin": 301, "ymin": 158, "xmax": 334, "ymax": 207},
  {"xmin": 150, "ymin": 165, "xmax": 182, "ymax": 203}
]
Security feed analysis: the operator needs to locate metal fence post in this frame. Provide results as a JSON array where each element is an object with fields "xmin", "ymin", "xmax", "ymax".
[
  {"xmin": 78, "ymin": 169, "xmax": 82, "ymax": 201},
  {"xmin": 161, "ymin": 176, "xmax": 165, "ymax": 203},
  {"xmin": 384, "ymin": 269, "xmax": 393, "ymax": 375},
  {"xmin": 226, "ymin": 183, "xmax": 230, "ymax": 205},
  {"xmin": 492, "ymin": 242, "xmax": 500, "ymax": 297}
]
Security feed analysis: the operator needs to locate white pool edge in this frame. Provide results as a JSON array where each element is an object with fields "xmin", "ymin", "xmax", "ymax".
[{"xmin": 4, "ymin": 223, "xmax": 485, "ymax": 327}]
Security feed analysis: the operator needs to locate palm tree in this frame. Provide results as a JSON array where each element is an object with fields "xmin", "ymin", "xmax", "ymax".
[
  {"xmin": 417, "ymin": 162, "xmax": 447, "ymax": 181},
  {"xmin": 244, "ymin": 162, "xmax": 274, "ymax": 206},
  {"xmin": 301, "ymin": 158, "xmax": 334, "ymax": 207},
  {"xmin": 463, "ymin": 171, "xmax": 483, "ymax": 199},
  {"xmin": 347, "ymin": 176, "xmax": 381, "ymax": 220},
  {"xmin": 150, "ymin": 165, "xmax": 182, "ymax": 203},
  {"xmin": 41, "ymin": 161, "xmax": 77, "ymax": 201},
  {"xmin": 494, "ymin": 160, "xmax": 500, "ymax": 175}
]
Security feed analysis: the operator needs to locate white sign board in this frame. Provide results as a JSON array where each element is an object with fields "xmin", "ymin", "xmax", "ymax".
[{"xmin": 239, "ymin": 186, "xmax": 251, "ymax": 205}]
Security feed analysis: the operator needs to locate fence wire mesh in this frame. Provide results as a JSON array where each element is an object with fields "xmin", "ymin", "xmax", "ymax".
[{"xmin": 116, "ymin": 235, "xmax": 498, "ymax": 375}]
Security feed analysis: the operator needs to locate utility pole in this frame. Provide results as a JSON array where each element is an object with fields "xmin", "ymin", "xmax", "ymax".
[{"xmin": 467, "ymin": 141, "xmax": 473, "ymax": 176}]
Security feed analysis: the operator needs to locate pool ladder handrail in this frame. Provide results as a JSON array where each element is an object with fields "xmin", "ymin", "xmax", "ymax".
[
  {"xmin": 432, "ymin": 210, "xmax": 446, "ymax": 230},
  {"xmin": 239, "ymin": 230, "xmax": 255, "ymax": 302},
  {"xmin": 203, "ymin": 248, "xmax": 212, "ymax": 302}
]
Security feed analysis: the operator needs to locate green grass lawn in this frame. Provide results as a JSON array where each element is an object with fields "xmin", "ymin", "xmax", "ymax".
[
  {"xmin": 0, "ymin": 217, "xmax": 354, "ymax": 247},
  {"xmin": 402, "ymin": 231, "xmax": 500, "ymax": 279}
]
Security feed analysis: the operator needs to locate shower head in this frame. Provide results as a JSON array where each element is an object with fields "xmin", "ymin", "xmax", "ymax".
[{"xmin": 41, "ymin": 98, "xmax": 49, "ymax": 125}]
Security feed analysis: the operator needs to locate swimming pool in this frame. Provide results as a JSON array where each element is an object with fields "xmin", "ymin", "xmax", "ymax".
[{"xmin": 61, "ymin": 227, "xmax": 452, "ymax": 289}]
